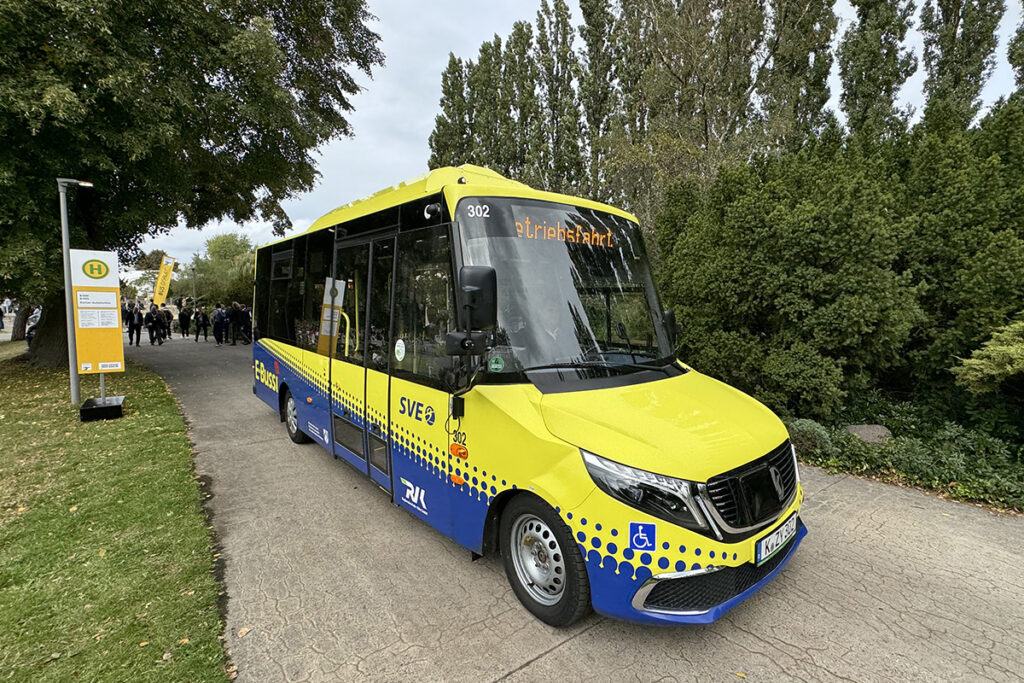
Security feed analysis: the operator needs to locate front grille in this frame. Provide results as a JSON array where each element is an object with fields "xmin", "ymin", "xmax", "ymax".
[
  {"xmin": 643, "ymin": 520, "xmax": 803, "ymax": 612},
  {"xmin": 705, "ymin": 440, "xmax": 796, "ymax": 529}
]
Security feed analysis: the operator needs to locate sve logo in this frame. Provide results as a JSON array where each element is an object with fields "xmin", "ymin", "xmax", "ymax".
[{"xmin": 398, "ymin": 397, "xmax": 435, "ymax": 425}]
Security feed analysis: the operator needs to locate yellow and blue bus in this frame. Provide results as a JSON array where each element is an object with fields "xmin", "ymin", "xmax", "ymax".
[{"xmin": 252, "ymin": 165, "xmax": 804, "ymax": 626}]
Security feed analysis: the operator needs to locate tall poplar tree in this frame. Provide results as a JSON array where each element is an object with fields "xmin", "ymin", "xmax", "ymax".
[
  {"xmin": 761, "ymin": 0, "xmax": 838, "ymax": 147},
  {"xmin": 920, "ymin": 0, "xmax": 1006, "ymax": 130},
  {"xmin": 838, "ymin": 0, "xmax": 917, "ymax": 137},
  {"xmin": 502, "ymin": 21, "xmax": 545, "ymax": 188},
  {"xmin": 466, "ymin": 37, "xmax": 507, "ymax": 169},
  {"xmin": 577, "ymin": 0, "xmax": 617, "ymax": 199},
  {"xmin": 535, "ymin": 0, "xmax": 583, "ymax": 194},
  {"xmin": 428, "ymin": 54, "xmax": 472, "ymax": 168}
]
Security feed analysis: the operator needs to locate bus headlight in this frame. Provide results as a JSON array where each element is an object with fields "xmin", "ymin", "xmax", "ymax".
[{"xmin": 581, "ymin": 450, "xmax": 709, "ymax": 531}]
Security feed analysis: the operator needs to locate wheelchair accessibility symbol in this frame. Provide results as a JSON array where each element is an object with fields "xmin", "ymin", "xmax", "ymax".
[{"xmin": 629, "ymin": 522, "xmax": 656, "ymax": 551}]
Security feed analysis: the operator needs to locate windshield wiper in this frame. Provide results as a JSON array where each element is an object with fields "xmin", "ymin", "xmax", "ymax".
[{"xmin": 523, "ymin": 360, "xmax": 673, "ymax": 376}]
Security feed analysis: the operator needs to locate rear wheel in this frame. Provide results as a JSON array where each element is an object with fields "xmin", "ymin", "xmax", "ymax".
[
  {"xmin": 282, "ymin": 389, "xmax": 310, "ymax": 444},
  {"xmin": 500, "ymin": 495, "xmax": 590, "ymax": 627}
]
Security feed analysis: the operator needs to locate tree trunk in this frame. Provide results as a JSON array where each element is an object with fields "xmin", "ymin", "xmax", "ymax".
[
  {"xmin": 28, "ymin": 291, "xmax": 69, "ymax": 368},
  {"xmin": 10, "ymin": 306, "xmax": 30, "ymax": 341}
]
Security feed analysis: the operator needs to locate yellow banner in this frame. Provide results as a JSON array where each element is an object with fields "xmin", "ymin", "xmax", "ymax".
[
  {"xmin": 70, "ymin": 249, "xmax": 125, "ymax": 374},
  {"xmin": 153, "ymin": 256, "xmax": 175, "ymax": 305}
]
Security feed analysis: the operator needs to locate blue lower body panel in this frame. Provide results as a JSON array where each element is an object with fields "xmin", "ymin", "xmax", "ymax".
[{"xmin": 587, "ymin": 522, "xmax": 807, "ymax": 625}]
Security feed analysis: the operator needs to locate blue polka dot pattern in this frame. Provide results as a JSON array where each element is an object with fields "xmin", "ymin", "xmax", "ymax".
[
  {"xmin": 623, "ymin": 548, "xmax": 634, "ymax": 560},
  {"xmin": 606, "ymin": 542, "xmax": 617, "ymax": 554},
  {"xmin": 675, "ymin": 560, "xmax": 687, "ymax": 572},
  {"xmin": 658, "ymin": 557, "xmax": 669, "ymax": 569},
  {"xmin": 577, "ymin": 531, "xmax": 586, "ymax": 542},
  {"xmin": 640, "ymin": 553, "xmax": 652, "ymax": 566},
  {"xmin": 591, "ymin": 537, "xmax": 602, "ymax": 549}
]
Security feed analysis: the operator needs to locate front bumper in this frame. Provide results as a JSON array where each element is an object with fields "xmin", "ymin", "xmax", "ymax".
[
  {"xmin": 631, "ymin": 518, "xmax": 806, "ymax": 623},
  {"xmin": 586, "ymin": 518, "xmax": 807, "ymax": 625}
]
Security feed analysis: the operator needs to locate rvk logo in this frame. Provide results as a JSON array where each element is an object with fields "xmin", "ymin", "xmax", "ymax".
[
  {"xmin": 629, "ymin": 522, "xmax": 656, "ymax": 551},
  {"xmin": 400, "ymin": 477, "xmax": 428, "ymax": 515},
  {"xmin": 398, "ymin": 397, "xmax": 436, "ymax": 426}
]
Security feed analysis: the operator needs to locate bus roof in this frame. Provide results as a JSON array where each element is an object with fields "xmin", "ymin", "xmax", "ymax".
[{"xmin": 304, "ymin": 165, "xmax": 639, "ymax": 234}]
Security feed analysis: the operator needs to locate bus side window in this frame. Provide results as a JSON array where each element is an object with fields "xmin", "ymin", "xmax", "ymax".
[{"xmin": 392, "ymin": 225, "xmax": 455, "ymax": 389}]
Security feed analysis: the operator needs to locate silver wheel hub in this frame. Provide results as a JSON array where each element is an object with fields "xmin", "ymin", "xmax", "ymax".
[
  {"xmin": 509, "ymin": 514, "xmax": 566, "ymax": 606},
  {"xmin": 286, "ymin": 396, "xmax": 298, "ymax": 434}
]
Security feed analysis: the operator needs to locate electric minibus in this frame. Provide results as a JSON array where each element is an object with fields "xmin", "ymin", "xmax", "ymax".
[{"xmin": 252, "ymin": 165, "xmax": 805, "ymax": 626}]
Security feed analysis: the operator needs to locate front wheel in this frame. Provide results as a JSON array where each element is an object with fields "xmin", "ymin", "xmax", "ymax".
[
  {"xmin": 500, "ymin": 495, "xmax": 591, "ymax": 627},
  {"xmin": 282, "ymin": 389, "xmax": 310, "ymax": 444}
]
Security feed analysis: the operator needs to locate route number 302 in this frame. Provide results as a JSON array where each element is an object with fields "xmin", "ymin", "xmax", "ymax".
[{"xmin": 466, "ymin": 204, "xmax": 490, "ymax": 218}]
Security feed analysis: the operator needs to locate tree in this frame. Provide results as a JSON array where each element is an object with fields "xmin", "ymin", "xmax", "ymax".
[
  {"xmin": 466, "ymin": 37, "xmax": 508, "ymax": 170},
  {"xmin": 135, "ymin": 249, "xmax": 170, "ymax": 271},
  {"xmin": 502, "ymin": 22, "xmax": 546, "ymax": 188},
  {"xmin": 428, "ymin": 54, "xmax": 473, "ymax": 168},
  {"xmin": 657, "ymin": 134, "xmax": 921, "ymax": 418},
  {"xmin": 577, "ymin": 0, "xmax": 617, "ymax": 199},
  {"xmin": 838, "ymin": 0, "xmax": 917, "ymax": 137},
  {"xmin": 535, "ymin": 0, "xmax": 583, "ymax": 194},
  {"xmin": 189, "ymin": 233, "xmax": 255, "ymax": 307},
  {"xmin": 761, "ymin": 0, "xmax": 838, "ymax": 148},
  {"xmin": 1010, "ymin": 18, "xmax": 1024, "ymax": 86},
  {"xmin": 920, "ymin": 0, "xmax": 1005, "ymax": 131},
  {"xmin": 952, "ymin": 319, "xmax": 1024, "ymax": 394},
  {"xmin": 0, "ymin": 0, "xmax": 383, "ymax": 365}
]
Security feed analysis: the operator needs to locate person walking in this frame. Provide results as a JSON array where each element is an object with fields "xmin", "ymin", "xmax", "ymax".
[
  {"xmin": 212, "ymin": 303, "xmax": 225, "ymax": 346},
  {"xmin": 229, "ymin": 302, "xmax": 242, "ymax": 345},
  {"xmin": 240, "ymin": 304, "xmax": 253, "ymax": 344},
  {"xmin": 144, "ymin": 305, "xmax": 164, "ymax": 345},
  {"xmin": 127, "ymin": 305, "xmax": 143, "ymax": 347},
  {"xmin": 178, "ymin": 303, "xmax": 192, "ymax": 338},
  {"xmin": 160, "ymin": 303, "xmax": 174, "ymax": 341},
  {"xmin": 193, "ymin": 305, "xmax": 210, "ymax": 342}
]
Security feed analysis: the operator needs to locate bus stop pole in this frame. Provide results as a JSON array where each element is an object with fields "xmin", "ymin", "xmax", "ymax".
[{"xmin": 58, "ymin": 181, "xmax": 80, "ymax": 406}]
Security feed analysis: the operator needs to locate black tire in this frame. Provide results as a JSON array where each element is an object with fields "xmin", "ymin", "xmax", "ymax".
[
  {"xmin": 499, "ymin": 494, "xmax": 591, "ymax": 627},
  {"xmin": 282, "ymin": 388, "xmax": 311, "ymax": 444}
]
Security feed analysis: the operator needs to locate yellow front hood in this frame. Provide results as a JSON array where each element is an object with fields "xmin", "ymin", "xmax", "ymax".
[{"xmin": 539, "ymin": 370, "xmax": 788, "ymax": 482}]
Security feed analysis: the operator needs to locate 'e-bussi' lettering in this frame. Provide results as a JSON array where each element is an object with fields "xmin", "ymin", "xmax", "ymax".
[{"xmin": 514, "ymin": 216, "xmax": 614, "ymax": 247}]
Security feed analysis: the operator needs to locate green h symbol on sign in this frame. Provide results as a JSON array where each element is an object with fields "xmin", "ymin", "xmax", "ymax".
[{"xmin": 82, "ymin": 259, "xmax": 109, "ymax": 279}]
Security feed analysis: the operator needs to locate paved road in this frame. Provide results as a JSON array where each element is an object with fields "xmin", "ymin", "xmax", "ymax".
[{"xmin": 128, "ymin": 336, "xmax": 1024, "ymax": 682}]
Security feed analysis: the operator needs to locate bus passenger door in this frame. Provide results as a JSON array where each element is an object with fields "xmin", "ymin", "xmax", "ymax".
[
  {"xmin": 330, "ymin": 242, "xmax": 370, "ymax": 472},
  {"xmin": 388, "ymin": 225, "xmax": 456, "ymax": 533},
  {"xmin": 364, "ymin": 237, "xmax": 396, "ymax": 493}
]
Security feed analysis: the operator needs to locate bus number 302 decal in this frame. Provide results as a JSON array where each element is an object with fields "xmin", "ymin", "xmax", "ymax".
[
  {"xmin": 452, "ymin": 430, "xmax": 467, "ymax": 446},
  {"xmin": 466, "ymin": 204, "xmax": 490, "ymax": 218}
]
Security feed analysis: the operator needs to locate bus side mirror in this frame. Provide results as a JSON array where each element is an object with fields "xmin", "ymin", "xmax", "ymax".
[
  {"xmin": 446, "ymin": 266, "xmax": 497, "ymax": 357},
  {"xmin": 460, "ymin": 266, "xmax": 497, "ymax": 332},
  {"xmin": 664, "ymin": 309, "xmax": 679, "ymax": 347}
]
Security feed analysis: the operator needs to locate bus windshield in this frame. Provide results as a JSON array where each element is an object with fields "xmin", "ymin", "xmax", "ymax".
[{"xmin": 457, "ymin": 197, "xmax": 674, "ymax": 379}]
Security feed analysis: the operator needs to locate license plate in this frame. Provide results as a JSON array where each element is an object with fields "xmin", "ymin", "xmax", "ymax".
[{"xmin": 755, "ymin": 514, "xmax": 797, "ymax": 566}]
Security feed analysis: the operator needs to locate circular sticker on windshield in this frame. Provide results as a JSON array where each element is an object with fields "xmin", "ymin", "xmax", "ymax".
[
  {"xmin": 394, "ymin": 339, "xmax": 406, "ymax": 362},
  {"xmin": 488, "ymin": 357, "xmax": 505, "ymax": 372}
]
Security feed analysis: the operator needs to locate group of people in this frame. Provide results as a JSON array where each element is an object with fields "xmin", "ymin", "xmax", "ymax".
[{"xmin": 123, "ymin": 298, "xmax": 253, "ymax": 348}]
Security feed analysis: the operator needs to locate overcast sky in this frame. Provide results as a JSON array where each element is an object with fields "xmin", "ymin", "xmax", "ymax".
[{"xmin": 138, "ymin": 0, "xmax": 1023, "ymax": 264}]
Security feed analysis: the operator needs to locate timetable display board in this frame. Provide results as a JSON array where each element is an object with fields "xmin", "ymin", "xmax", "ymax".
[{"xmin": 70, "ymin": 249, "xmax": 124, "ymax": 374}]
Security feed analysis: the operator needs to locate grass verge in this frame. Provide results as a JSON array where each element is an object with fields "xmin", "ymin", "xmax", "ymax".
[{"xmin": 0, "ymin": 341, "xmax": 229, "ymax": 681}]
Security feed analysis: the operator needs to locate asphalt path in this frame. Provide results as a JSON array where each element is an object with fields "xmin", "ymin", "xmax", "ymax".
[{"xmin": 127, "ymin": 334, "xmax": 1024, "ymax": 682}]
